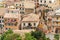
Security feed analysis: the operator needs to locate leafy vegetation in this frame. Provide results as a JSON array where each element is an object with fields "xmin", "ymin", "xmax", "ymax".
[
  {"xmin": 31, "ymin": 30, "xmax": 49, "ymax": 40},
  {"xmin": 0, "ymin": 29, "xmax": 50, "ymax": 40},
  {"xmin": 25, "ymin": 33, "xmax": 37, "ymax": 40},
  {"xmin": 0, "ymin": 29, "xmax": 22, "ymax": 40},
  {"xmin": 54, "ymin": 34, "xmax": 59, "ymax": 40}
]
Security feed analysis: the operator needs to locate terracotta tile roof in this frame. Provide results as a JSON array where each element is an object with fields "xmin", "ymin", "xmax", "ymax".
[{"xmin": 22, "ymin": 13, "xmax": 39, "ymax": 22}]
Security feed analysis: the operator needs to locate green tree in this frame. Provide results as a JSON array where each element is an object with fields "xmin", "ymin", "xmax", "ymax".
[
  {"xmin": 1, "ymin": 29, "xmax": 22, "ymax": 40},
  {"xmin": 3, "ymin": 33, "xmax": 21, "ymax": 40},
  {"xmin": 31, "ymin": 30, "xmax": 48, "ymax": 40},
  {"xmin": 25, "ymin": 33, "xmax": 37, "ymax": 40},
  {"xmin": 54, "ymin": 34, "xmax": 59, "ymax": 40}
]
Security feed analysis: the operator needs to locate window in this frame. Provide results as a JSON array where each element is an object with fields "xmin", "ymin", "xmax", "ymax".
[
  {"xmin": 22, "ymin": 8, "xmax": 24, "ymax": 10},
  {"xmin": 20, "ymin": 8, "xmax": 24, "ymax": 10},
  {"xmin": 16, "ymin": 7, "xmax": 18, "ymax": 9},
  {"xmin": 11, "ymin": 11, "xmax": 14, "ymax": 13},
  {"xmin": 20, "ymin": 8, "xmax": 21, "ymax": 10},
  {"xmin": 14, "ymin": 0, "xmax": 17, "ymax": 2},
  {"xmin": 20, "ymin": 12, "xmax": 24, "ymax": 14},
  {"xmin": 0, "ymin": 20, "xmax": 1, "ymax": 23},
  {"xmin": 7, "ymin": 10, "xmax": 9, "ymax": 13},
  {"xmin": 12, "ymin": 19, "xmax": 16, "ymax": 22},
  {"xmin": 28, "ymin": 23, "xmax": 32, "ymax": 26},
  {"xmin": 16, "ymin": 4, "xmax": 18, "ymax": 6},
  {"xmin": 49, "ymin": 1, "xmax": 52, "ymax": 3},
  {"xmin": 8, "ymin": 23, "xmax": 10, "ymax": 26},
  {"xmin": 0, "ymin": 24, "xmax": 2, "ymax": 27},
  {"xmin": 44, "ymin": 1, "xmax": 46, "ymax": 3},
  {"xmin": 34, "ymin": 23, "xmax": 36, "ymax": 26},
  {"xmin": 2, "ymin": 20, "xmax": 4, "ymax": 23},
  {"xmin": 0, "ymin": 16, "xmax": 3, "ymax": 19},
  {"xmin": 14, "ymin": 22, "xmax": 17, "ymax": 26},
  {"xmin": 2, "ymin": 16, "xmax": 3, "ymax": 19},
  {"xmin": 57, "ymin": 17, "xmax": 58, "ymax": 20},
  {"xmin": 0, "ymin": 16, "xmax": 1, "ymax": 18},
  {"xmin": 2, "ymin": 25, "xmax": 4, "ymax": 27},
  {"xmin": 5, "ymin": 19, "xmax": 7, "ymax": 21},
  {"xmin": 23, "ymin": 23, "xmax": 25, "ymax": 26},
  {"xmin": 20, "ymin": 4, "xmax": 21, "ymax": 6},
  {"xmin": 56, "ymin": 22, "xmax": 58, "ymax": 24},
  {"xmin": 40, "ymin": 0, "xmax": 42, "ymax": 3},
  {"xmin": 20, "ymin": 0, "xmax": 24, "ymax": 1},
  {"xmin": 6, "ymin": 28, "xmax": 8, "ymax": 30}
]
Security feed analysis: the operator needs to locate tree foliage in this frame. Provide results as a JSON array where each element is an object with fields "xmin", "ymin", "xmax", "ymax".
[
  {"xmin": 54, "ymin": 34, "xmax": 59, "ymax": 40},
  {"xmin": 0, "ymin": 29, "xmax": 22, "ymax": 40},
  {"xmin": 31, "ymin": 30, "xmax": 49, "ymax": 40},
  {"xmin": 25, "ymin": 33, "xmax": 37, "ymax": 40}
]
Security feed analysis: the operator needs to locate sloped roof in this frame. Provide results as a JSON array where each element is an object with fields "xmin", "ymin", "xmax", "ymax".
[{"xmin": 22, "ymin": 13, "xmax": 39, "ymax": 22}]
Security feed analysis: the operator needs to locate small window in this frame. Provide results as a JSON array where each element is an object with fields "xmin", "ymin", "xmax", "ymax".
[
  {"xmin": 22, "ymin": 8, "xmax": 24, "ymax": 10},
  {"xmin": 8, "ymin": 23, "xmax": 10, "ymax": 26},
  {"xmin": 6, "ymin": 28, "xmax": 8, "ymax": 30},
  {"xmin": 44, "ymin": 1, "xmax": 46, "ymax": 3},
  {"xmin": 0, "ymin": 16, "xmax": 1, "ymax": 18},
  {"xmin": 20, "ymin": 4, "xmax": 21, "ymax": 6},
  {"xmin": 0, "ymin": 20, "xmax": 1, "ymax": 23},
  {"xmin": 11, "ymin": 11, "xmax": 13, "ymax": 13},
  {"xmin": 5, "ymin": 19, "xmax": 7, "ymax": 21},
  {"xmin": 7, "ymin": 10, "xmax": 9, "ymax": 13},
  {"xmin": 2, "ymin": 25, "xmax": 4, "ymax": 27},
  {"xmin": 16, "ymin": 4, "xmax": 19, "ymax": 6},
  {"xmin": 2, "ymin": 20, "xmax": 4, "ymax": 23},
  {"xmin": 16, "ymin": 7, "xmax": 18, "ymax": 9},
  {"xmin": 20, "ymin": 8, "xmax": 21, "ymax": 10},
  {"xmin": 56, "ymin": 22, "xmax": 58, "ymax": 24},
  {"xmin": 49, "ymin": 1, "xmax": 52, "ymax": 3},
  {"xmin": 40, "ymin": 0, "xmax": 42, "ymax": 3},
  {"xmin": 23, "ymin": 23, "xmax": 25, "ymax": 26},
  {"xmin": 20, "ymin": 12, "xmax": 24, "ymax": 14},
  {"xmin": 13, "ymin": 19, "xmax": 16, "ymax": 22},
  {"xmin": 34, "ymin": 23, "xmax": 36, "ymax": 26},
  {"xmin": 28, "ymin": 23, "xmax": 32, "ymax": 26},
  {"xmin": 16, "ymin": 4, "xmax": 18, "ymax": 6},
  {"xmin": 14, "ymin": 22, "xmax": 17, "ymax": 26},
  {"xmin": 20, "ymin": 0, "xmax": 24, "ymax": 1},
  {"xmin": 2, "ymin": 16, "xmax": 3, "ymax": 19},
  {"xmin": 57, "ymin": 17, "xmax": 58, "ymax": 20}
]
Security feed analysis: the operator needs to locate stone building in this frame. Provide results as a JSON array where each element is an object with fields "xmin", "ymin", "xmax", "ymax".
[{"xmin": 21, "ymin": 13, "xmax": 39, "ymax": 29}]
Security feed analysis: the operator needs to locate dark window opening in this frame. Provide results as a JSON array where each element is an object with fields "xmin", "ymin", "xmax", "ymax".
[
  {"xmin": 40, "ymin": 0, "xmax": 42, "ymax": 3},
  {"xmin": 23, "ymin": 23, "xmax": 25, "ymax": 26},
  {"xmin": 28, "ymin": 23, "xmax": 32, "ymax": 27},
  {"xmin": 0, "ymin": 20, "xmax": 1, "ymax": 23},
  {"xmin": 44, "ymin": 1, "xmax": 46, "ymax": 3},
  {"xmin": 49, "ymin": 1, "xmax": 52, "ymax": 3},
  {"xmin": 34, "ymin": 23, "xmax": 36, "ymax": 26}
]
